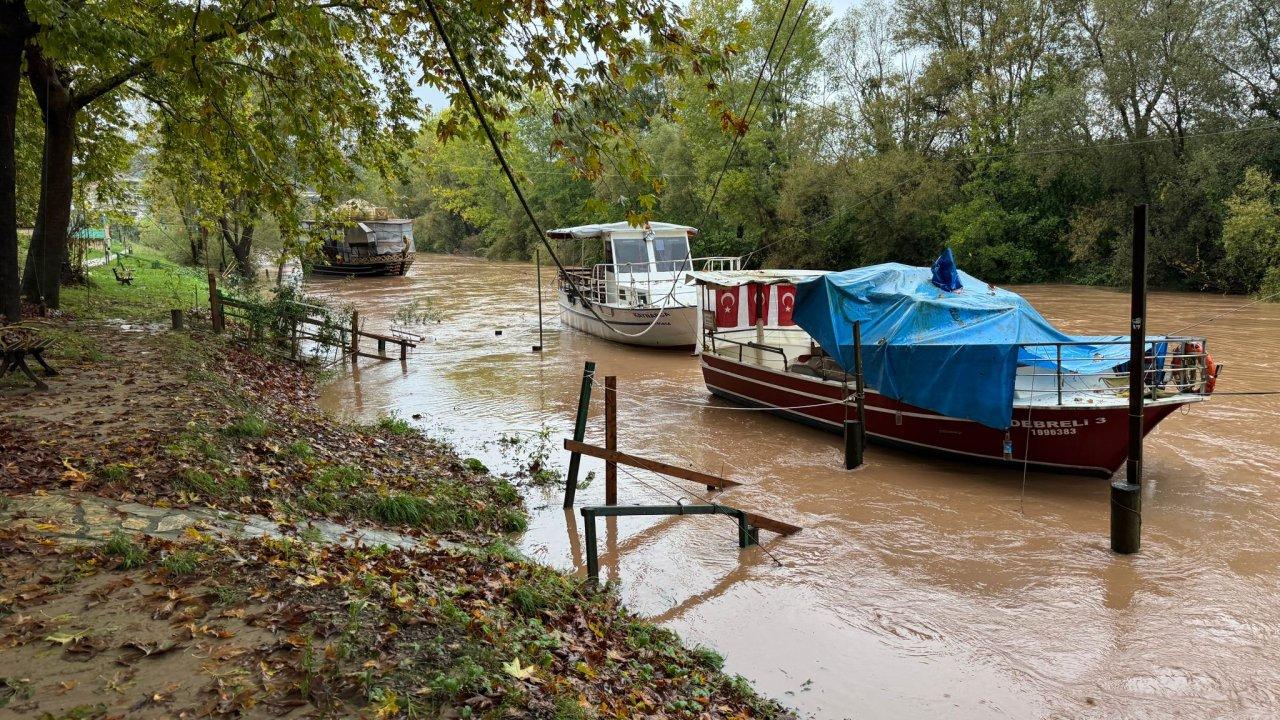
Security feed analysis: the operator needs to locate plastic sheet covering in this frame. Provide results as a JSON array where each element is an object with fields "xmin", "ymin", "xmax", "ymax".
[{"xmin": 793, "ymin": 262, "xmax": 1135, "ymax": 429}]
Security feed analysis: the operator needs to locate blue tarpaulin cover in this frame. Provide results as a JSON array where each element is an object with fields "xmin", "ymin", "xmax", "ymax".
[{"xmin": 792, "ymin": 259, "xmax": 1133, "ymax": 430}]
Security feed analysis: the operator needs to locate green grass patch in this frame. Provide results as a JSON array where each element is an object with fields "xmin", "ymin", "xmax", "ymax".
[
  {"xmin": 61, "ymin": 244, "xmax": 210, "ymax": 322},
  {"xmin": 177, "ymin": 468, "xmax": 246, "ymax": 499},
  {"xmin": 95, "ymin": 462, "xmax": 129, "ymax": 482},
  {"xmin": 224, "ymin": 414, "xmax": 270, "ymax": 438},
  {"xmin": 284, "ymin": 440, "xmax": 314, "ymax": 459},
  {"xmin": 364, "ymin": 492, "xmax": 434, "ymax": 526},
  {"xmin": 462, "ymin": 458, "xmax": 488, "ymax": 474},
  {"xmin": 374, "ymin": 411, "xmax": 414, "ymax": 437},
  {"xmin": 162, "ymin": 550, "xmax": 200, "ymax": 576},
  {"xmin": 102, "ymin": 531, "xmax": 147, "ymax": 570}
]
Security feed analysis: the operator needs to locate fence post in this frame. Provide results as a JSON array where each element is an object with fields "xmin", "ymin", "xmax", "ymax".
[
  {"xmin": 605, "ymin": 375, "xmax": 617, "ymax": 505},
  {"xmin": 582, "ymin": 507, "xmax": 599, "ymax": 584},
  {"xmin": 350, "ymin": 310, "xmax": 359, "ymax": 363},
  {"xmin": 563, "ymin": 360, "xmax": 596, "ymax": 508},
  {"xmin": 170, "ymin": 309, "xmax": 183, "ymax": 330},
  {"xmin": 208, "ymin": 272, "xmax": 223, "ymax": 333}
]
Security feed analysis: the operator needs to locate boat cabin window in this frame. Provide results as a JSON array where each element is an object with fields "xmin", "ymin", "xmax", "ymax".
[
  {"xmin": 652, "ymin": 235, "xmax": 691, "ymax": 272},
  {"xmin": 612, "ymin": 237, "xmax": 649, "ymax": 271}
]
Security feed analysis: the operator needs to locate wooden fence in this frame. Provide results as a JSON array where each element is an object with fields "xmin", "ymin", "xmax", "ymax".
[{"xmin": 207, "ymin": 272, "xmax": 416, "ymax": 363}]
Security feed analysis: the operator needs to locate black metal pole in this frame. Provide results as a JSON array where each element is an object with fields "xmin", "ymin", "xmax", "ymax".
[
  {"xmin": 563, "ymin": 360, "xmax": 596, "ymax": 507},
  {"xmin": 583, "ymin": 508, "xmax": 599, "ymax": 582},
  {"xmin": 853, "ymin": 320, "xmax": 867, "ymax": 447},
  {"xmin": 1112, "ymin": 204, "xmax": 1146, "ymax": 554},
  {"xmin": 533, "ymin": 249, "xmax": 544, "ymax": 352}
]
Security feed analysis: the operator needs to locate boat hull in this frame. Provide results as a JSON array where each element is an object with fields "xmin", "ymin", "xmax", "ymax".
[
  {"xmin": 311, "ymin": 254, "xmax": 415, "ymax": 277},
  {"xmin": 558, "ymin": 290, "xmax": 698, "ymax": 349},
  {"xmin": 702, "ymin": 352, "xmax": 1192, "ymax": 477}
]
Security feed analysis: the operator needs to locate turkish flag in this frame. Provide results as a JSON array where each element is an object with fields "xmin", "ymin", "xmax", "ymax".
[
  {"xmin": 776, "ymin": 284, "xmax": 797, "ymax": 325},
  {"xmin": 715, "ymin": 286, "xmax": 760, "ymax": 328}
]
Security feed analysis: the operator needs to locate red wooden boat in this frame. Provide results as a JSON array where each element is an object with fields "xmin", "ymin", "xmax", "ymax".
[{"xmin": 692, "ymin": 270, "xmax": 1217, "ymax": 478}]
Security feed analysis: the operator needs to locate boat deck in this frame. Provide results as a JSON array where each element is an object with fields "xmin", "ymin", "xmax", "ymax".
[{"xmin": 705, "ymin": 327, "xmax": 1207, "ymax": 410}]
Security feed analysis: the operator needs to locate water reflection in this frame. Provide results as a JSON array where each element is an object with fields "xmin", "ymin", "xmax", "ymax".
[{"xmin": 311, "ymin": 254, "xmax": 1280, "ymax": 718}]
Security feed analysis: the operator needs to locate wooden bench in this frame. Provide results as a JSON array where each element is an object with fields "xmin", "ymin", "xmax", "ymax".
[
  {"xmin": 0, "ymin": 326, "xmax": 58, "ymax": 390},
  {"xmin": 112, "ymin": 266, "xmax": 134, "ymax": 285}
]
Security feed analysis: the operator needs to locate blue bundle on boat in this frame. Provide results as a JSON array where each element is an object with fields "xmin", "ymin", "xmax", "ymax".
[{"xmin": 793, "ymin": 252, "xmax": 1132, "ymax": 429}]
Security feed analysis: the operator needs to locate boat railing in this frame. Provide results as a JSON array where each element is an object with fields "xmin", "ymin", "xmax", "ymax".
[
  {"xmin": 713, "ymin": 333, "xmax": 789, "ymax": 368},
  {"xmin": 705, "ymin": 328, "xmax": 1217, "ymax": 405},
  {"xmin": 560, "ymin": 256, "xmax": 742, "ymax": 308},
  {"xmin": 1015, "ymin": 338, "xmax": 1216, "ymax": 404}
]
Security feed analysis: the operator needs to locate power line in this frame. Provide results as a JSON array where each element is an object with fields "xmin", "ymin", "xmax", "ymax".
[
  {"xmin": 417, "ymin": 0, "xmax": 671, "ymax": 340},
  {"xmin": 703, "ymin": 0, "xmax": 796, "ymax": 216}
]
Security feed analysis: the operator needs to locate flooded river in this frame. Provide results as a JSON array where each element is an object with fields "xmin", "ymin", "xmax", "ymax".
[{"xmin": 311, "ymin": 254, "xmax": 1280, "ymax": 719}]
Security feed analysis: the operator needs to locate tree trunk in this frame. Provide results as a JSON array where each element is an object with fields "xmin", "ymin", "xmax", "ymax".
[
  {"xmin": 220, "ymin": 215, "xmax": 256, "ymax": 278},
  {"xmin": 21, "ymin": 44, "xmax": 75, "ymax": 309},
  {"xmin": 0, "ymin": 23, "xmax": 23, "ymax": 322}
]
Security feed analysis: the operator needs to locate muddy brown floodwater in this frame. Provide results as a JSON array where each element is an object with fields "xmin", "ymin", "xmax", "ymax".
[{"xmin": 311, "ymin": 254, "xmax": 1280, "ymax": 719}]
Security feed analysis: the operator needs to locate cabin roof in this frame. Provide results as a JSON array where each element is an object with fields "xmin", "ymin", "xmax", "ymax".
[
  {"xmin": 545, "ymin": 221, "xmax": 698, "ymax": 240},
  {"xmin": 686, "ymin": 269, "xmax": 828, "ymax": 288}
]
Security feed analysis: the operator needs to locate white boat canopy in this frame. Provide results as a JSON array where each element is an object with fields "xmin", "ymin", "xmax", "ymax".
[
  {"xmin": 546, "ymin": 221, "xmax": 698, "ymax": 239},
  {"xmin": 686, "ymin": 269, "xmax": 828, "ymax": 288}
]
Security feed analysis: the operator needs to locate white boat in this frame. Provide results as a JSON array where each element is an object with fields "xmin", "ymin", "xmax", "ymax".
[{"xmin": 549, "ymin": 221, "xmax": 740, "ymax": 349}]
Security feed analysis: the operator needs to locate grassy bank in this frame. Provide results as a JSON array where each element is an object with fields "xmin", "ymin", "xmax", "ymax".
[{"xmin": 0, "ymin": 248, "xmax": 794, "ymax": 719}]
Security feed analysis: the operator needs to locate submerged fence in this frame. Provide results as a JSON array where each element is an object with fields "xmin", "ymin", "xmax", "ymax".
[{"xmin": 207, "ymin": 272, "xmax": 416, "ymax": 363}]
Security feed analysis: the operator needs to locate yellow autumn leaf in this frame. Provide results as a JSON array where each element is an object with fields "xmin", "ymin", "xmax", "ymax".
[
  {"xmin": 502, "ymin": 657, "xmax": 536, "ymax": 679},
  {"xmin": 375, "ymin": 690, "xmax": 400, "ymax": 718}
]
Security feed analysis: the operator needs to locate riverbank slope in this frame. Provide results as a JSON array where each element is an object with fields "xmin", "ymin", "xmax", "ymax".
[{"xmin": 0, "ymin": 251, "xmax": 792, "ymax": 719}]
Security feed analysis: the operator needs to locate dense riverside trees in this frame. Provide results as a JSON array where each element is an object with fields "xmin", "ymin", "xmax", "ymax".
[
  {"xmin": 3, "ymin": 0, "xmax": 1278, "ymax": 306},
  {"xmin": 0, "ymin": 0, "xmax": 729, "ymax": 312},
  {"xmin": 376, "ymin": 0, "xmax": 1280, "ymax": 294}
]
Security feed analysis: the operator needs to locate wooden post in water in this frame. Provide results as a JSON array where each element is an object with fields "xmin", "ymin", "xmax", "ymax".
[
  {"xmin": 207, "ymin": 272, "xmax": 223, "ymax": 333},
  {"xmin": 563, "ymin": 360, "xmax": 596, "ymax": 507},
  {"xmin": 533, "ymin": 249, "xmax": 544, "ymax": 352},
  {"xmin": 1112, "ymin": 204, "xmax": 1147, "ymax": 554},
  {"xmin": 605, "ymin": 375, "xmax": 617, "ymax": 505},
  {"xmin": 350, "ymin": 310, "xmax": 360, "ymax": 363}
]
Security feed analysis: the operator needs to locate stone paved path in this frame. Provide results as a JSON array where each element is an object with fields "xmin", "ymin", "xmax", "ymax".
[{"xmin": 1, "ymin": 490, "xmax": 450, "ymax": 551}]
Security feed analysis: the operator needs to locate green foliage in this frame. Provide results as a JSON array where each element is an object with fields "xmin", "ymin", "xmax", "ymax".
[{"xmin": 1222, "ymin": 168, "xmax": 1280, "ymax": 294}]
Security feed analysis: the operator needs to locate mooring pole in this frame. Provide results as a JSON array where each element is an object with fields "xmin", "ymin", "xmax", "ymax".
[
  {"xmin": 563, "ymin": 360, "xmax": 597, "ymax": 507},
  {"xmin": 533, "ymin": 249, "xmax": 544, "ymax": 352},
  {"xmin": 854, "ymin": 321, "xmax": 867, "ymax": 442},
  {"xmin": 1112, "ymin": 204, "xmax": 1147, "ymax": 554},
  {"xmin": 604, "ymin": 375, "xmax": 617, "ymax": 505},
  {"xmin": 845, "ymin": 321, "xmax": 867, "ymax": 469}
]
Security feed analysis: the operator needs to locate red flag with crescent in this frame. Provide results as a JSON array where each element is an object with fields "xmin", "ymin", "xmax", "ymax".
[
  {"xmin": 776, "ymin": 284, "xmax": 797, "ymax": 325},
  {"xmin": 715, "ymin": 285, "xmax": 761, "ymax": 328}
]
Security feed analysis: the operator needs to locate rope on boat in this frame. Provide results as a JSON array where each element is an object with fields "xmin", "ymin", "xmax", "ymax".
[{"xmin": 582, "ymin": 370, "xmax": 846, "ymax": 411}]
